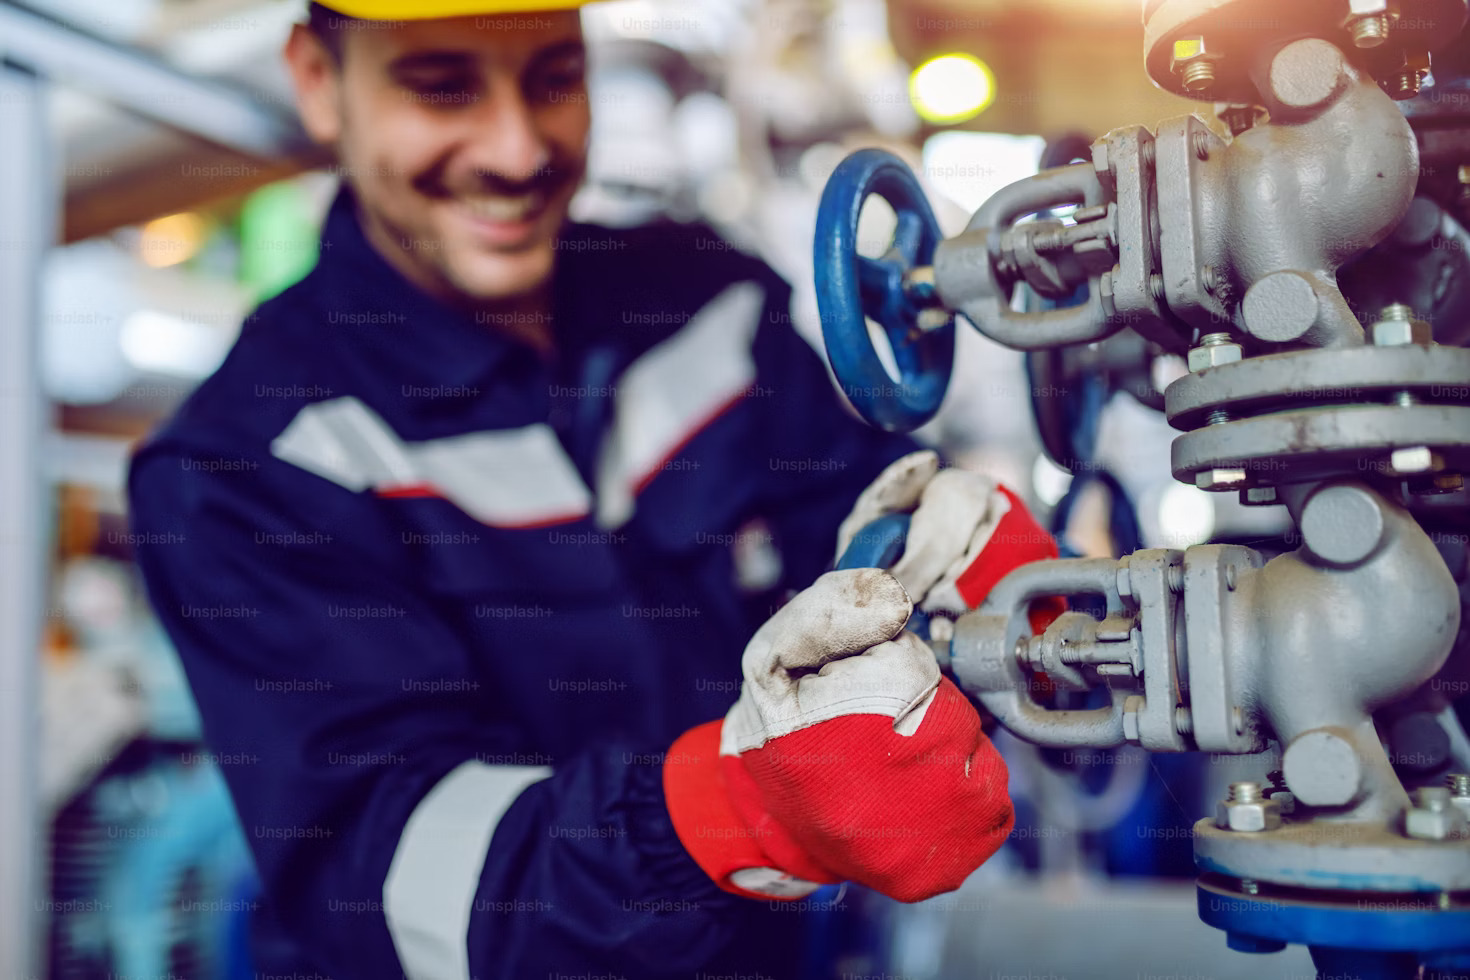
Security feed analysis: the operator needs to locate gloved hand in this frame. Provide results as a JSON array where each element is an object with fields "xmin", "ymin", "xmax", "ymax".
[
  {"xmin": 836, "ymin": 450, "xmax": 1062, "ymax": 625},
  {"xmin": 663, "ymin": 568, "xmax": 1012, "ymax": 903}
]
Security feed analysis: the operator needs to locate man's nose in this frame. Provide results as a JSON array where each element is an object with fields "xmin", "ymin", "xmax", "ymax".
[{"xmin": 461, "ymin": 77, "xmax": 552, "ymax": 186}]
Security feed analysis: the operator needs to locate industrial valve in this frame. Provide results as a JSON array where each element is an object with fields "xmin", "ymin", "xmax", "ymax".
[{"xmin": 814, "ymin": 0, "xmax": 1470, "ymax": 972}]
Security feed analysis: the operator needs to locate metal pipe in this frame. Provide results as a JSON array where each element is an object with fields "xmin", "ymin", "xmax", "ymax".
[
  {"xmin": 0, "ymin": 1, "xmax": 308, "ymax": 159},
  {"xmin": 0, "ymin": 59, "xmax": 55, "ymax": 980}
]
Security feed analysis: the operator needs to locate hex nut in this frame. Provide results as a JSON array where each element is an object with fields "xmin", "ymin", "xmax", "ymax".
[
  {"xmin": 1188, "ymin": 341, "xmax": 1243, "ymax": 373},
  {"xmin": 1372, "ymin": 317, "xmax": 1432, "ymax": 347},
  {"xmin": 1171, "ymin": 37, "xmax": 1219, "ymax": 94},
  {"xmin": 1405, "ymin": 806, "xmax": 1468, "ymax": 841},
  {"xmin": 1390, "ymin": 446, "xmax": 1443, "ymax": 475},
  {"xmin": 1116, "ymin": 563, "xmax": 1133, "ymax": 599},
  {"xmin": 1216, "ymin": 796, "xmax": 1283, "ymax": 832},
  {"xmin": 1122, "ymin": 695, "xmax": 1145, "ymax": 742},
  {"xmin": 1196, "ymin": 468, "xmax": 1249, "ymax": 491},
  {"xmin": 1170, "ymin": 36, "xmax": 1212, "ymax": 73}
]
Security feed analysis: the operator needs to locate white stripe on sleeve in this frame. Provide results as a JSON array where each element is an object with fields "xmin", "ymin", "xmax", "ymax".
[{"xmin": 383, "ymin": 761, "xmax": 551, "ymax": 980}]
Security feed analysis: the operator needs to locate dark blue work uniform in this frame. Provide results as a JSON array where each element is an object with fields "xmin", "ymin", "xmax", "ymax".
[{"xmin": 129, "ymin": 187, "xmax": 915, "ymax": 979}]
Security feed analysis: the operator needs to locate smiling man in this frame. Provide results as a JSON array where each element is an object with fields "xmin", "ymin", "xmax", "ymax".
[{"xmin": 128, "ymin": 2, "xmax": 1055, "ymax": 979}]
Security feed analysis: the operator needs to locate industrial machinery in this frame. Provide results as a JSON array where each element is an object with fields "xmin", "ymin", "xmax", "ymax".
[{"xmin": 816, "ymin": 1, "xmax": 1470, "ymax": 975}]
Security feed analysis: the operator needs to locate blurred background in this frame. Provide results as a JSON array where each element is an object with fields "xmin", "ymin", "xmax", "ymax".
[{"xmin": 2, "ymin": 0, "xmax": 1387, "ymax": 976}]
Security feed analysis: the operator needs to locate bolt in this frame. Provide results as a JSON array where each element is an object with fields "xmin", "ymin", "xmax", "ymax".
[
  {"xmin": 1193, "ymin": 130, "xmax": 1211, "ymax": 161},
  {"xmin": 1206, "ymin": 409, "xmax": 1231, "ymax": 426},
  {"xmin": 1182, "ymin": 60, "xmax": 1216, "ymax": 93},
  {"xmin": 1200, "ymin": 265, "xmax": 1218, "ymax": 293},
  {"xmin": 1219, "ymin": 104, "xmax": 1261, "ymax": 135},
  {"xmin": 1188, "ymin": 332, "xmax": 1243, "ymax": 373},
  {"xmin": 1166, "ymin": 564, "xmax": 1185, "ymax": 593},
  {"xmin": 1242, "ymin": 487, "xmax": 1279, "ymax": 506},
  {"xmin": 1392, "ymin": 69, "xmax": 1425, "ymax": 99},
  {"xmin": 1451, "ymin": 775, "xmax": 1470, "ymax": 822},
  {"xmin": 1172, "ymin": 37, "xmax": 1217, "ymax": 95},
  {"xmin": 1149, "ymin": 273, "xmax": 1165, "ymax": 302},
  {"xmin": 1405, "ymin": 785, "xmax": 1469, "ymax": 839},
  {"xmin": 1349, "ymin": 13, "xmax": 1391, "ymax": 48},
  {"xmin": 1383, "ymin": 49, "xmax": 1432, "ymax": 101},
  {"xmin": 1395, "ymin": 391, "xmax": 1416, "ymax": 408},
  {"xmin": 1229, "ymin": 781, "xmax": 1263, "ymax": 803},
  {"xmin": 1175, "ymin": 706, "xmax": 1193, "ymax": 735},
  {"xmin": 1372, "ymin": 304, "xmax": 1433, "ymax": 346},
  {"xmin": 1241, "ymin": 879, "xmax": 1260, "ymax": 895},
  {"xmin": 1217, "ymin": 783, "xmax": 1283, "ymax": 832}
]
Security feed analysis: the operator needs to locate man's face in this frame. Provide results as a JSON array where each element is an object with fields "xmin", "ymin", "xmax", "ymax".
[{"xmin": 286, "ymin": 12, "xmax": 590, "ymax": 303}]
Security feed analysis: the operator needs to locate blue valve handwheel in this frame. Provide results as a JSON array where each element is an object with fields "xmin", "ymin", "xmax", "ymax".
[
  {"xmin": 834, "ymin": 512, "xmax": 930, "ymax": 640},
  {"xmin": 815, "ymin": 149, "xmax": 956, "ymax": 434}
]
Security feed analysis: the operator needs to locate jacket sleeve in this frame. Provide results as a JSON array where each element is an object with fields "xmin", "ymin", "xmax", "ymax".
[
  {"xmin": 748, "ymin": 280, "xmax": 923, "ymax": 588},
  {"xmin": 128, "ymin": 439, "xmax": 744, "ymax": 980}
]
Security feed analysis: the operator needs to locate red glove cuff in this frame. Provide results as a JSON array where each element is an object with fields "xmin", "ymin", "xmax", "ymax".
[{"xmin": 663, "ymin": 721, "xmax": 831, "ymax": 901}]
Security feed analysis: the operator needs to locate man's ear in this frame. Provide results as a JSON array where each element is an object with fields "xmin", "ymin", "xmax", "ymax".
[{"xmin": 284, "ymin": 23, "xmax": 343, "ymax": 145}]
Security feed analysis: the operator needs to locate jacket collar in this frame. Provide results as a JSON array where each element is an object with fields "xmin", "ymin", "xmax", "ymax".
[{"xmin": 309, "ymin": 184, "xmax": 594, "ymax": 398}]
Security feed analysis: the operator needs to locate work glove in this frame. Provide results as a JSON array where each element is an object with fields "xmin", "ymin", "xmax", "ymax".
[
  {"xmin": 663, "ymin": 568, "xmax": 1012, "ymax": 903},
  {"xmin": 836, "ymin": 450, "xmax": 1063, "ymax": 628}
]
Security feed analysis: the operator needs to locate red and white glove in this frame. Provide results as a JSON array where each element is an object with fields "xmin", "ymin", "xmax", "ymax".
[
  {"xmin": 836, "ymin": 450, "xmax": 1063, "ymax": 628},
  {"xmin": 663, "ymin": 568, "xmax": 1012, "ymax": 903}
]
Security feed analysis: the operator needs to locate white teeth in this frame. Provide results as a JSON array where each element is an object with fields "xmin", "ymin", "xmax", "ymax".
[{"xmin": 459, "ymin": 192, "xmax": 544, "ymax": 223}]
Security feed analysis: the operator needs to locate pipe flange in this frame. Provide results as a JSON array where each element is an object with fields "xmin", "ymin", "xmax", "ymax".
[
  {"xmin": 1171, "ymin": 404, "xmax": 1470, "ymax": 488},
  {"xmin": 1165, "ymin": 345, "xmax": 1470, "ymax": 429},
  {"xmin": 1194, "ymin": 818, "xmax": 1470, "ymax": 892}
]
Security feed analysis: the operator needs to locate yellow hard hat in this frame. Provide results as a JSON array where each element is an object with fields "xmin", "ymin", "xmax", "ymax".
[{"xmin": 313, "ymin": 0, "xmax": 592, "ymax": 19}]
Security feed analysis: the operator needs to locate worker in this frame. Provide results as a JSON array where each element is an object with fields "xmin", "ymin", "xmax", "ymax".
[{"xmin": 127, "ymin": 2, "xmax": 1061, "ymax": 978}]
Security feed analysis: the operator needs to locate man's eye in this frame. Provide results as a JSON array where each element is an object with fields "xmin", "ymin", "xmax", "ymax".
[
  {"xmin": 400, "ymin": 75, "xmax": 481, "ymax": 104},
  {"xmin": 529, "ymin": 57, "xmax": 587, "ymax": 99}
]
